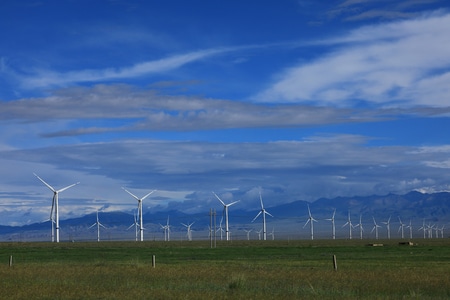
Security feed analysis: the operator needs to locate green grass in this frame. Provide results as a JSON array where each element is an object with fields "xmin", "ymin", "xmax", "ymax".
[{"xmin": 1, "ymin": 239, "xmax": 450, "ymax": 299}]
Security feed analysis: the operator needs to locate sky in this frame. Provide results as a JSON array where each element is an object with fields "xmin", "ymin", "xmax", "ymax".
[{"xmin": 1, "ymin": 0, "xmax": 450, "ymax": 226}]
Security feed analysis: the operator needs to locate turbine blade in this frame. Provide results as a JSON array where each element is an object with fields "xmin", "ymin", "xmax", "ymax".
[
  {"xmin": 57, "ymin": 182, "xmax": 80, "ymax": 193},
  {"xmin": 141, "ymin": 190, "xmax": 156, "ymax": 201},
  {"xmin": 212, "ymin": 191, "xmax": 226, "ymax": 206},
  {"xmin": 265, "ymin": 210, "xmax": 274, "ymax": 218},
  {"xmin": 228, "ymin": 200, "xmax": 240, "ymax": 207},
  {"xmin": 122, "ymin": 187, "xmax": 140, "ymax": 201},
  {"xmin": 34, "ymin": 173, "xmax": 56, "ymax": 192},
  {"xmin": 252, "ymin": 211, "xmax": 262, "ymax": 222},
  {"xmin": 303, "ymin": 219, "xmax": 311, "ymax": 228},
  {"xmin": 50, "ymin": 194, "xmax": 56, "ymax": 220}
]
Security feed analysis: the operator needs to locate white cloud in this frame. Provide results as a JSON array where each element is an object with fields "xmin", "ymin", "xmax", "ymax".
[
  {"xmin": 257, "ymin": 11, "xmax": 450, "ymax": 108},
  {"xmin": 21, "ymin": 47, "xmax": 237, "ymax": 89}
]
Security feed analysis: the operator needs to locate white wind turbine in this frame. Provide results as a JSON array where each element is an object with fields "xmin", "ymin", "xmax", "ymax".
[
  {"xmin": 182, "ymin": 222, "xmax": 194, "ymax": 241},
  {"xmin": 355, "ymin": 214, "xmax": 364, "ymax": 240},
  {"xmin": 89, "ymin": 210, "xmax": 107, "ymax": 242},
  {"xmin": 383, "ymin": 216, "xmax": 391, "ymax": 239},
  {"xmin": 342, "ymin": 211, "xmax": 354, "ymax": 239},
  {"xmin": 251, "ymin": 191, "xmax": 273, "ymax": 241},
  {"xmin": 244, "ymin": 229, "xmax": 252, "ymax": 240},
  {"xmin": 256, "ymin": 229, "xmax": 262, "ymax": 240},
  {"xmin": 127, "ymin": 210, "xmax": 139, "ymax": 241},
  {"xmin": 159, "ymin": 216, "xmax": 170, "ymax": 241},
  {"xmin": 122, "ymin": 187, "xmax": 156, "ymax": 242},
  {"xmin": 371, "ymin": 216, "xmax": 381, "ymax": 239},
  {"xmin": 34, "ymin": 173, "xmax": 79, "ymax": 243},
  {"xmin": 398, "ymin": 216, "xmax": 405, "ymax": 239},
  {"xmin": 418, "ymin": 219, "xmax": 426, "ymax": 238},
  {"xmin": 213, "ymin": 192, "xmax": 239, "ymax": 241},
  {"xmin": 304, "ymin": 204, "xmax": 317, "ymax": 240},
  {"xmin": 325, "ymin": 208, "xmax": 336, "ymax": 240},
  {"xmin": 407, "ymin": 219, "xmax": 413, "ymax": 239},
  {"xmin": 269, "ymin": 228, "xmax": 275, "ymax": 240},
  {"xmin": 216, "ymin": 216, "xmax": 225, "ymax": 240}
]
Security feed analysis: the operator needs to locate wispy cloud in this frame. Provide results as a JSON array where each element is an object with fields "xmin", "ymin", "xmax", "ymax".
[
  {"xmin": 20, "ymin": 47, "xmax": 238, "ymax": 89},
  {"xmin": 257, "ymin": 11, "xmax": 450, "ymax": 108}
]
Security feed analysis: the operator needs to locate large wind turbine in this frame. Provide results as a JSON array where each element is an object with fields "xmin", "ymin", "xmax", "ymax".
[
  {"xmin": 304, "ymin": 204, "xmax": 317, "ymax": 240},
  {"xmin": 251, "ymin": 191, "xmax": 273, "ymax": 240},
  {"xmin": 213, "ymin": 192, "xmax": 239, "ymax": 241},
  {"xmin": 34, "ymin": 173, "xmax": 79, "ymax": 243},
  {"xmin": 122, "ymin": 187, "xmax": 156, "ymax": 242},
  {"xmin": 89, "ymin": 210, "xmax": 106, "ymax": 242},
  {"xmin": 325, "ymin": 208, "xmax": 336, "ymax": 240}
]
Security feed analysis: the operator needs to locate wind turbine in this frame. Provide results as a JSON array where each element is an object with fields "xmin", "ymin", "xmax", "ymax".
[
  {"xmin": 122, "ymin": 187, "xmax": 156, "ymax": 242},
  {"xmin": 213, "ymin": 192, "xmax": 239, "ymax": 241},
  {"xmin": 34, "ymin": 173, "xmax": 80, "ymax": 243},
  {"xmin": 256, "ymin": 229, "xmax": 262, "ymax": 240},
  {"xmin": 251, "ymin": 191, "xmax": 273, "ymax": 240},
  {"xmin": 304, "ymin": 204, "xmax": 317, "ymax": 240},
  {"xmin": 398, "ymin": 216, "xmax": 405, "ymax": 239},
  {"xmin": 216, "ymin": 216, "xmax": 225, "ymax": 240},
  {"xmin": 325, "ymin": 208, "xmax": 336, "ymax": 240},
  {"xmin": 355, "ymin": 214, "xmax": 364, "ymax": 240},
  {"xmin": 182, "ymin": 222, "xmax": 195, "ymax": 241},
  {"xmin": 406, "ymin": 219, "xmax": 413, "ymax": 239},
  {"xmin": 159, "ymin": 216, "xmax": 170, "ymax": 241},
  {"xmin": 371, "ymin": 216, "xmax": 381, "ymax": 239},
  {"xmin": 418, "ymin": 219, "xmax": 426, "ymax": 239},
  {"xmin": 269, "ymin": 228, "xmax": 275, "ymax": 240},
  {"xmin": 127, "ymin": 210, "xmax": 139, "ymax": 241},
  {"xmin": 383, "ymin": 216, "xmax": 391, "ymax": 239},
  {"xmin": 342, "ymin": 211, "xmax": 353, "ymax": 239},
  {"xmin": 89, "ymin": 210, "xmax": 106, "ymax": 242},
  {"xmin": 244, "ymin": 229, "xmax": 252, "ymax": 240}
]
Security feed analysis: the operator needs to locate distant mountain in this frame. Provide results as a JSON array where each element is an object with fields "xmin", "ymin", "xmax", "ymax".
[{"xmin": 2, "ymin": 191, "xmax": 449, "ymax": 241}]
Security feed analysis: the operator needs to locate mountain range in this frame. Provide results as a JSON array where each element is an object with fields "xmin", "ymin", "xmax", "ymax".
[{"xmin": 1, "ymin": 191, "xmax": 449, "ymax": 242}]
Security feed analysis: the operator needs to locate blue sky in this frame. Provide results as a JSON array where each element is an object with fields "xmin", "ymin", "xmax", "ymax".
[{"xmin": 1, "ymin": 0, "xmax": 450, "ymax": 226}]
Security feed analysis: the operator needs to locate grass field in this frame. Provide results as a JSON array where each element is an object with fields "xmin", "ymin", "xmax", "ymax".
[{"xmin": 1, "ymin": 239, "xmax": 450, "ymax": 299}]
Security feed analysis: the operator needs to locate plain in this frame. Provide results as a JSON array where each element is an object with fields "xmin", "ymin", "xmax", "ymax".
[{"xmin": 1, "ymin": 239, "xmax": 450, "ymax": 299}]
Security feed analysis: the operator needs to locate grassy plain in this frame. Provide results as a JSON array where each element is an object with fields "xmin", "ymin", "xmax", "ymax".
[{"xmin": 1, "ymin": 239, "xmax": 450, "ymax": 299}]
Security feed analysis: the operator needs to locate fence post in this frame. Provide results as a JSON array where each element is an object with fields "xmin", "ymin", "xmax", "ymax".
[
  {"xmin": 152, "ymin": 255, "xmax": 156, "ymax": 268},
  {"xmin": 332, "ymin": 255, "xmax": 337, "ymax": 271},
  {"xmin": 9, "ymin": 255, "xmax": 13, "ymax": 267}
]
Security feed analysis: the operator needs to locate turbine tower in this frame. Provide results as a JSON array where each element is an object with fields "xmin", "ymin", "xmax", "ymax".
[
  {"xmin": 371, "ymin": 216, "xmax": 381, "ymax": 239},
  {"xmin": 127, "ymin": 211, "xmax": 139, "ymax": 241},
  {"xmin": 407, "ymin": 219, "xmax": 413, "ymax": 239},
  {"xmin": 213, "ymin": 192, "xmax": 239, "ymax": 241},
  {"xmin": 89, "ymin": 210, "xmax": 106, "ymax": 242},
  {"xmin": 122, "ymin": 187, "xmax": 156, "ymax": 242},
  {"xmin": 325, "ymin": 208, "xmax": 336, "ymax": 240},
  {"xmin": 34, "ymin": 173, "xmax": 79, "ymax": 243},
  {"xmin": 383, "ymin": 216, "xmax": 391, "ymax": 239},
  {"xmin": 304, "ymin": 204, "xmax": 317, "ymax": 240},
  {"xmin": 355, "ymin": 214, "xmax": 364, "ymax": 240},
  {"xmin": 251, "ymin": 191, "xmax": 273, "ymax": 240},
  {"xmin": 342, "ymin": 211, "xmax": 353, "ymax": 239},
  {"xmin": 398, "ymin": 216, "xmax": 405, "ymax": 239}
]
